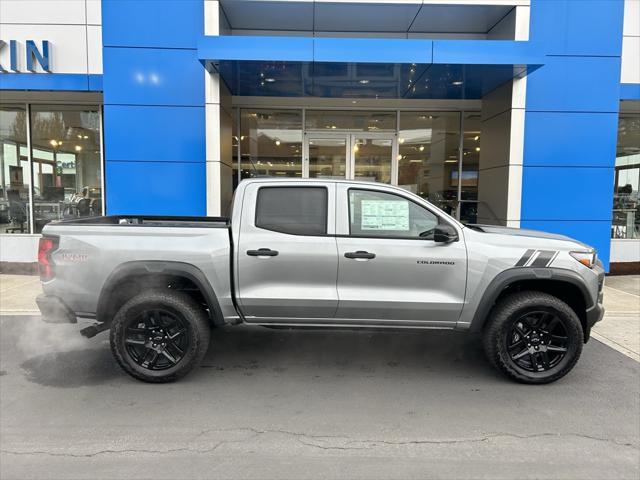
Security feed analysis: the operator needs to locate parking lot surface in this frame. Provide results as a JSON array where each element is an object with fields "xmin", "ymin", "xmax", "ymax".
[{"xmin": 1, "ymin": 315, "xmax": 638, "ymax": 479}]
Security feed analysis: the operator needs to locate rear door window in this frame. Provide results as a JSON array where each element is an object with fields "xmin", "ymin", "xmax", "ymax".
[{"xmin": 256, "ymin": 186, "xmax": 328, "ymax": 236}]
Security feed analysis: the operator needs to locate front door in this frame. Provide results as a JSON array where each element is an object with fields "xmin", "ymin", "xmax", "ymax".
[
  {"xmin": 304, "ymin": 133, "xmax": 395, "ymax": 183},
  {"xmin": 334, "ymin": 184, "xmax": 467, "ymax": 326}
]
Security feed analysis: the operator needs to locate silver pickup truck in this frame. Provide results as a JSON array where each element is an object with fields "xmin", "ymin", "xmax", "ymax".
[{"xmin": 36, "ymin": 178, "xmax": 605, "ymax": 384}]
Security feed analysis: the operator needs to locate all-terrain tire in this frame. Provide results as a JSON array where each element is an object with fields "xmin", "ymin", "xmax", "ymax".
[
  {"xmin": 110, "ymin": 289, "xmax": 210, "ymax": 383},
  {"xmin": 483, "ymin": 291, "xmax": 583, "ymax": 384}
]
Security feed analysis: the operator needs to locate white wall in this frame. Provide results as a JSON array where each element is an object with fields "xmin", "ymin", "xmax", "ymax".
[
  {"xmin": 621, "ymin": 0, "xmax": 640, "ymax": 84},
  {"xmin": 0, "ymin": 235, "xmax": 39, "ymax": 263},
  {"xmin": 0, "ymin": 0, "xmax": 102, "ymax": 74},
  {"xmin": 610, "ymin": 239, "xmax": 640, "ymax": 263}
]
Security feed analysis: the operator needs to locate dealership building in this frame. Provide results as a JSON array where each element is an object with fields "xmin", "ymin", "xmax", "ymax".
[{"xmin": 0, "ymin": 0, "xmax": 638, "ymax": 272}]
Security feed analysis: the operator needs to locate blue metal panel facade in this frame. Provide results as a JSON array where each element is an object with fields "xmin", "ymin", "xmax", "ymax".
[
  {"xmin": 101, "ymin": 0, "xmax": 206, "ymax": 216},
  {"xmin": 520, "ymin": 0, "xmax": 626, "ymax": 269}
]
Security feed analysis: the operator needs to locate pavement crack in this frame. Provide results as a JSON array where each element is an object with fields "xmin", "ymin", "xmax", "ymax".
[{"xmin": 2, "ymin": 430, "xmax": 636, "ymax": 458}]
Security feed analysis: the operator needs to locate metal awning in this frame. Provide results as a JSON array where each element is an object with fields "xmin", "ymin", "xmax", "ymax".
[{"xmin": 198, "ymin": 36, "xmax": 543, "ymax": 99}]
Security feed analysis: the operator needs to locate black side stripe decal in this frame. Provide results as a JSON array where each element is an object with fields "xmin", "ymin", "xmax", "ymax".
[
  {"xmin": 530, "ymin": 250, "xmax": 557, "ymax": 268},
  {"xmin": 515, "ymin": 249, "xmax": 535, "ymax": 267}
]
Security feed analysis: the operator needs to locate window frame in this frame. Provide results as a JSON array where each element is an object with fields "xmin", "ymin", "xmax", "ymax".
[
  {"xmin": 254, "ymin": 185, "xmax": 330, "ymax": 237},
  {"xmin": 346, "ymin": 187, "xmax": 451, "ymax": 241}
]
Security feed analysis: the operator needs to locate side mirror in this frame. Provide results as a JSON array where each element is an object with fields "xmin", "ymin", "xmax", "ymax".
[{"xmin": 434, "ymin": 224, "xmax": 459, "ymax": 243}]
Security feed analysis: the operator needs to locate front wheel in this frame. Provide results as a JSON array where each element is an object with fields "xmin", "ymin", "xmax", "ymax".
[
  {"xmin": 110, "ymin": 290, "xmax": 211, "ymax": 383},
  {"xmin": 483, "ymin": 291, "xmax": 583, "ymax": 384}
]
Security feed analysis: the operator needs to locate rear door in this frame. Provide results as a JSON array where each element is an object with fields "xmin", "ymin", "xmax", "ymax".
[
  {"xmin": 334, "ymin": 184, "xmax": 467, "ymax": 326},
  {"xmin": 236, "ymin": 181, "xmax": 339, "ymax": 321}
]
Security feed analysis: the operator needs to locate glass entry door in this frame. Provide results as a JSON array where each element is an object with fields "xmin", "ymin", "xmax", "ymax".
[
  {"xmin": 304, "ymin": 133, "xmax": 395, "ymax": 183},
  {"xmin": 307, "ymin": 135, "xmax": 349, "ymax": 179}
]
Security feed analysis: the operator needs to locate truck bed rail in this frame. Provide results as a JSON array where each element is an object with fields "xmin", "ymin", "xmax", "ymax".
[{"xmin": 49, "ymin": 215, "xmax": 230, "ymax": 228}]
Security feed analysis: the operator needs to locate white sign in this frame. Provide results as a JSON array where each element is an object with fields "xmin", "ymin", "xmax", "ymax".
[{"xmin": 361, "ymin": 200, "xmax": 409, "ymax": 231}]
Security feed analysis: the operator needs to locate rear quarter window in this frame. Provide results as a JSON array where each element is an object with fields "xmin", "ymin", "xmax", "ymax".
[{"xmin": 255, "ymin": 186, "xmax": 328, "ymax": 236}]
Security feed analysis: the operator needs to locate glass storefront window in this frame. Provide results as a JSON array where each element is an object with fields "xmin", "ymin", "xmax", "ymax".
[
  {"xmin": 30, "ymin": 105, "xmax": 102, "ymax": 233},
  {"xmin": 397, "ymin": 112, "xmax": 461, "ymax": 216},
  {"xmin": 459, "ymin": 112, "xmax": 481, "ymax": 224},
  {"xmin": 0, "ymin": 105, "xmax": 30, "ymax": 234},
  {"xmin": 305, "ymin": 110, "xmax": 396, "ymax": 132},
  {"xmin": 612, "ymin": 107, "xmax": 640, "ymax": 239},
  {"xmin": 239, "ymin": 109, "xmax": 302, "ymax": 179}
]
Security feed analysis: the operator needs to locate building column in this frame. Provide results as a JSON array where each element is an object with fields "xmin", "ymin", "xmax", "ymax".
[
  {"xmin": 477, "ymin": 77, "xmax": 526, "ymax": 227},
  {"xmin": 205, "ymin": 0, "xmax": 233, "ymax": 216}
]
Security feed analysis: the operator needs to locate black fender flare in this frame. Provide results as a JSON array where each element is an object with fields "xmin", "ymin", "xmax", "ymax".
[
  {"xmin": 96, "ymin": 261, "xmax": 225, "ymax": 326},
  {"xmin": 469, "ymin": 267, "xmax": 594, "ymax": 333}
]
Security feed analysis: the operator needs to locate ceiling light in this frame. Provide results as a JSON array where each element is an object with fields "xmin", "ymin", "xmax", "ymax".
[
  {"xmin": 275, "ymin": 140, "xmax": 281, "ymax": 146},
  {"xmin": 352, "ymin": 100, "xmax": 357, "ymax": 104},
  {"xmin": 358, "ymin": 79, "xmax": 370, "ymax": 84},
  {"xmin": 410, "ymin": 159, "xmax": 422, "ymax": 163},
  {"xmin": 49, "ymin": 140, "xmax": 58, "ymax": 147},
  {"xmin": 452, "ymin": 81, "xmax": 463, "ymax": 86},
  {"xmin": 264, "ymin": 78, "xmax": 275, "ymax": 83},
  {"xmin": 474, "ymin": 135, "xmax": 479, "ymax": 141},
  {"xmin": 475, "ymin": 147, "xmax": 480, "ymax": 152},
  {"xmin": 77, "ymin": 134, "xmax": 82, "ymax": 139},
  {"xmin": 419, "ymin": 145, "xmax": 425, "ymax": 152},
  {"xmin": 74, "ymin": 145, "xmax": 82, "ymax": 151},
  {"xmin": 331, "ymin": 125, "xmax": 337, "ymax": 129},
  {"xmin": 396, "ymin": 154, "xmax": 403, "ymax": 161},
  {"xmin": 445, "ymin": 159, "xmax": 457, "ymax": 163},
  {"xmin": 353, "ymin": 144, "xmax": 359, "ymax": 152},
  {"xmin": 399, "ymin": 138, "xmax": 405, "ymax": 144}
]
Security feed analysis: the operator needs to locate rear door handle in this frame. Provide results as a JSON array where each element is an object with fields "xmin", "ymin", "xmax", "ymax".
[
  {"xmin": 247, "ymin": 248, "xmax": 279, "ymax": 257},
  {"xmin": 344, "ymin": 251, "xmax": 376, "ymax": 260}
]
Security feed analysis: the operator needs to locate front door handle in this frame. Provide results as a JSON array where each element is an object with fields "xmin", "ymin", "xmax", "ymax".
[
  {"xmin": 247, "ymin": 248, "xmax": 279, "ymax": 257},
  {"xmin": 344, "ymin": 250, "xmax": 376, "ymax": 260}
]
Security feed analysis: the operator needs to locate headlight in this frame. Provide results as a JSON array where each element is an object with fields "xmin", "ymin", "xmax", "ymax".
[{"xmin": 570, "ymin": 250, "xmax": 597, "ymax": 268}]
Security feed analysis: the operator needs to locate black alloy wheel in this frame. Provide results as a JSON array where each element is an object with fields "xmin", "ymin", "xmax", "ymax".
[
  {"xmin": 505, "ymin": 310, "xmax": 569, "ymax": 373},
  {"xmin": 124, "ymin": 308, "xmax": 190, "ymax": 371},
  {"xmin": 483, "ymin": 291, "xmax": 583, "ymax": 384},
  {"xmin": 110, "ymin": 290, "xmax": 210, "ymax": 383}
]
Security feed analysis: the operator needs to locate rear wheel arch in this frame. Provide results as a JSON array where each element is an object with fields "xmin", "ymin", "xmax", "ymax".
[
  {"xmin": 97, "ymin": 261, "xmax": 225, "ymax": 327},
  {"xmin": 471, "ymin": 268, "xmax": 592, "ymax": 340}
]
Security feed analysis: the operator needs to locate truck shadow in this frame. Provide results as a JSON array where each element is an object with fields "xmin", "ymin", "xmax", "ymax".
[
  {"xmin": 16, "ymin": 325, "xmax": 498, "ymax": 387},
  {"xmin": 198, "ymin": 325, "xmax": 497, "ymax": 381},
  {"xmin": 20, "ymin": 347, "xmax": 121, "ymax": 388}
]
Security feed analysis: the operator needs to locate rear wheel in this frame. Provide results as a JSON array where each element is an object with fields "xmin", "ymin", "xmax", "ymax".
[
  {"xmin": 110, "ymin": 290, "xmax": 210, "ymax": 383},
  {"xmin": 483, "ymin": 291, "xmax": 583, "ymax": 384}
]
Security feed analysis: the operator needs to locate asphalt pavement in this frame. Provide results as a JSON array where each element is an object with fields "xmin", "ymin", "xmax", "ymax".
[{"xmin": 0, "ymin": 315, "xmax": 638, "ymax": 479}]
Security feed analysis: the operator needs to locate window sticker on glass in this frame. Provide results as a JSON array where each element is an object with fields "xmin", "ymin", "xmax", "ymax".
[{"xmin": 361, "ymin": 200, "xmax": 409, "ymax": 231}]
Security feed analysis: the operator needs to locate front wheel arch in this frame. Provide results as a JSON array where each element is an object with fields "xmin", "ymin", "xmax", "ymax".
[{"xmin": 471, "ymin": 268, "xmax": 591, "ymax": 341}]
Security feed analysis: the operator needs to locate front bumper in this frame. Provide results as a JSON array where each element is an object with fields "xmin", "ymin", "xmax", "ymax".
[
  {"xmin": 36, "ymin": 294, "xmax": 77, "ymax": 324},
  {"xmin": 584, "ymin": 301, "xmax": 605, "ymax": 342}
]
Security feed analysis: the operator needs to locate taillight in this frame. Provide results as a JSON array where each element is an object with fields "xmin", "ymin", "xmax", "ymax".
[{"xmin": 38, "ymin": 236, "xmax": 58, "ymax": 281}]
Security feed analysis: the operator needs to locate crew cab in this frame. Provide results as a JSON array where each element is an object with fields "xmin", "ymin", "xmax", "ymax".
[{"xmin": 37, "ymin": 179, "xmax": 605, "ymax": 384}]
